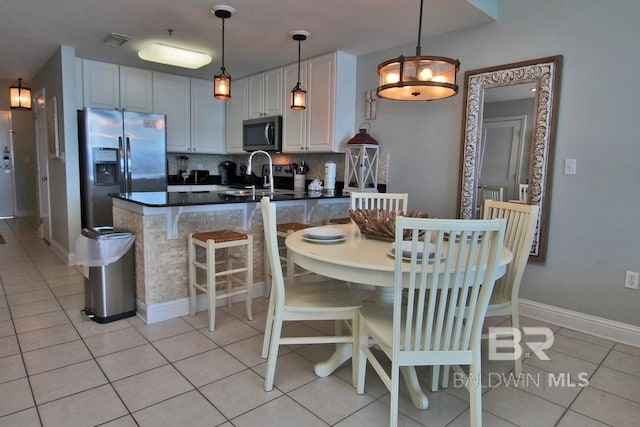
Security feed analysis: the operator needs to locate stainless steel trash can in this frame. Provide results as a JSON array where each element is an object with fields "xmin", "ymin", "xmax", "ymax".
[{"xmin": 82, "ymin": 226, "xmax": 136, "ymax": 323}]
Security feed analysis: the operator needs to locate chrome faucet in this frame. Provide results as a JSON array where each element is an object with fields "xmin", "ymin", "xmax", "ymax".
[{"xmin": 247, "ymin": 150, "xmax": 273, "ymax": 194}]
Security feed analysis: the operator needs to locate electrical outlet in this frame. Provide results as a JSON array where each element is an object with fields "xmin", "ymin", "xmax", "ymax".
[{"xmin": 624, "ymin": 271, "xmax": 639, "ymax": 289}]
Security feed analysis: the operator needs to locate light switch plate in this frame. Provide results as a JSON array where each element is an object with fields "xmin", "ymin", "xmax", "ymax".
[{"xmin": 564, "ymin": 159, "xmax": 577, "ymax": 175}]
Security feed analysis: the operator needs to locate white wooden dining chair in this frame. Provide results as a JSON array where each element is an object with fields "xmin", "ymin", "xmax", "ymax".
[
  {"xmin": 260, "ymin": 197, "xmax": 362, "ymax": 392},
  {"xmin": 355, "ymin": 217, "xmax": 506, "ymax": 427},
  {"xmin": 431, "ymin": 201, "xmax": 539, "ymax": 392},
  {"xmin": 350, "ymin": 191, "xmax": 408, "ymax": 212},
  {"xmin": 483, "ymin": 200, "xmax": 539, "ymax": 374},
  {"xmin": 518, "ymin": 184, "xmax": 529, "ymax": 202}
]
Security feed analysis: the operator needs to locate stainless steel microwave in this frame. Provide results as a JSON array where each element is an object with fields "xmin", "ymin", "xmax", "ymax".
[{"xmin": 242, "ymin": 116, "xmax": 282, "ymax": 152}]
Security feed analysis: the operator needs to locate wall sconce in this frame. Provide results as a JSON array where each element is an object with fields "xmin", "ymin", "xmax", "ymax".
[
  {"xmin": 365, "ymin": 90, "xmax": 377, "ymax": 120},
  {"xmin": 10, "ymin": 78, "xmax": 32, "ymax": 111}
]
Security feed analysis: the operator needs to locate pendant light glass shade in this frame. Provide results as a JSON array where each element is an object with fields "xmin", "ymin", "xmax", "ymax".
[
  {"xmin": 376, "ymin": 0, "xmax": 460, "ymax": 101},
  {"xmin": 290, "ymin": 31, "xmax": 309, "ymax": 110},
  {"xmin": 211, "ymin": 5, "xmax": 235, "ymax": 100},
  {"xmin": 10, "ymin": 78, "xmax": 32, "ymax": 110}
]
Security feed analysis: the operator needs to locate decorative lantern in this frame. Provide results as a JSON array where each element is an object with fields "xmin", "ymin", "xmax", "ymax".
[{"xmin": 343, "ymin": 123, "xmax": 380, "ymax": 194}]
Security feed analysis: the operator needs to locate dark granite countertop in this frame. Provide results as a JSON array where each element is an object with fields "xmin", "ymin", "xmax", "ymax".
[{"xmin": 111, "ymin": 190, "xmax": 348, "ymax": 207}]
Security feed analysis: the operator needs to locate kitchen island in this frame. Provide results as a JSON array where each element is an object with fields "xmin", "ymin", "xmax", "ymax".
[{"xmin": 111, "ymin": 190, "xmax": 350, "ymax": 324}]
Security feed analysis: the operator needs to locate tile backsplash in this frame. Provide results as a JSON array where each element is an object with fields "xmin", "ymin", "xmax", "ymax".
[{"xmin": 167, "ymin": 151, "xmax": 389, "ymax": 185}]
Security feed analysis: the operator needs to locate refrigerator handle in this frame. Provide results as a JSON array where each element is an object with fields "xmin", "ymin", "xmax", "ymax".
[
  {"xmin": 125, "ymin": 137, "xmax": 132, "ymax": 192},
  {"xmin": 118, "ymin": 136, "xmax": 127, "ymax": 192}
]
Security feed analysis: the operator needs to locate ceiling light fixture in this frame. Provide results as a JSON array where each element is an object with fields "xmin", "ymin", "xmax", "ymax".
[
  {"xmin": 138, "ymin": 43, "xmax": 212, "ymax": 69},
  {"xmin": 211, "ymin": 5, "xmax": 235, "ymax": 100},
  {"xmin": 376, "ymin": 0, "xmax": 460, "ymax": 101},
  {"xmin": 290, "ymin": 30, "xmax": 309, "ymax": 110},
  {"xmin": 9, "ymin": 78, "xmax": 32, "ymax": 111}
]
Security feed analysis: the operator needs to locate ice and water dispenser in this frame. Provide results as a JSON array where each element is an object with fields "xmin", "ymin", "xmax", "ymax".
[{"xmin": 93, "ymin": 148, "xmax": 118, "ymax": 185}]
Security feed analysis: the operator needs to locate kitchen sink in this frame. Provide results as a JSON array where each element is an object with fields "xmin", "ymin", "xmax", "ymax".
[{"xmin": 220, "ymin": 187, "xmax": 298, "ymax": 197}]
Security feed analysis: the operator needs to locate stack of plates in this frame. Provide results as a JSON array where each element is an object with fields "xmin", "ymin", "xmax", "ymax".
[
  {"xmin": 387, "ymin": 241, "xmax": 439, "ymax": 261},
  {"xmin": 302, "ymin": 227, "xmax": 346, "ymax": 244}
]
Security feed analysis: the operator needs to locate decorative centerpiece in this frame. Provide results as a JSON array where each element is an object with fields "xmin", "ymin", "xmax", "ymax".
[{"xmin": 348, "ymin": 209, "xmax": 428, "ymax": 241}]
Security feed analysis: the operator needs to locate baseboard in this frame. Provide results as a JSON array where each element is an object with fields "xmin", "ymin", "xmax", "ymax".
[
  {"xmin": 519, "ymin": 298, "xmax": 640, "ymax": 348},
  {"xmin": 138, "ymin": 282, "xmax": 266, "ymax": 324},
  {"xmin": 49, "ymin": 239, "xmax": 73, "ymax": 265}
]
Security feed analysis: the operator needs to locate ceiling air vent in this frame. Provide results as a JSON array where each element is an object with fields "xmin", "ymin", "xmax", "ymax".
[{"xmin": 104, "ymin": 32, "xmax": 131, "ymax": 47}]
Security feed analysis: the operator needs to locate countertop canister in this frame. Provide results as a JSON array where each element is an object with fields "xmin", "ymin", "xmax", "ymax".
[{"xmin": 324, "ymin": 161, "xmax": 336, "ymax": 190}]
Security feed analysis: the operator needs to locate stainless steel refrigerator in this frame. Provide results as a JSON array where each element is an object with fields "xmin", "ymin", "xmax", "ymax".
[{"xmin": 79, "ymin": 108, "xmax": 167, "ymax": 228}]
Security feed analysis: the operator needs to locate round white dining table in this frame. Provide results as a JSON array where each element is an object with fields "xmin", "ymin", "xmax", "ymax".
[{"xmin": 285, "ymin": 222, "xmax": 513, "ymax": 409}]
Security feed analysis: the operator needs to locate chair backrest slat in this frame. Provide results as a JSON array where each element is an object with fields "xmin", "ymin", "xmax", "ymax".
[
  {"xmin": 350, "ymin": 192, "xmax": 408, "ymax": 213},
  {"xmin": 393, "ymin": 217, "xmax": 506, "ymax": 354},
  {"xmin": 483, "ymin": 201, "xmax": 539, "ymax": 302}
]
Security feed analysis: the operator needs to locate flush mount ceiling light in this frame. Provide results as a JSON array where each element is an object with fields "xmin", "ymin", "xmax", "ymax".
[
  {"xmin": 138, "ymin": 43, "xmax": 212, "ymax": 69},
  {"xmin": 377, "ymin": 0, "xmax": 460, "ymax": 101},
  {"xmin": 290, "ymin": 30, "xmax": 309, "ymax": 110},
  {"xmin": 211, "ymin": 5, "xmax": 235, "ymax": 100},
  {"xmin": 9, "ymin": 78, "xmax": 32, "ymax": 110}
]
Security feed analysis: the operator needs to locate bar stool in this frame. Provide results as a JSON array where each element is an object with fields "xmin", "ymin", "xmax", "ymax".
[
  {"xmin": 264, "ymin": 222, "xmax": 312, "ymax": 298},
  {"xmin": 189, "ymin": 230, "xmax": 253, "ymax": 331}
]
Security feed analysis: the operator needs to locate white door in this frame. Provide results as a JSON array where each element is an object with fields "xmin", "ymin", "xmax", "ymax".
[
  {"xmin": 479, "ymin": 116, "xmax": 526, "ymax": 200},
  {"xmin": 0, "ymin": 111, "xmax": 16, "ymax": 218},
  {"xmin": 34, "ymin": 89, "xmax": 51, "ymax": 242}
]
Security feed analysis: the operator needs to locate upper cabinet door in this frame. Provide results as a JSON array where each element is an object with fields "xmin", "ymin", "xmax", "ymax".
[
  {"xmin": 154, "ymin": 72, "xmax": 190, "ymax": 152},
  {"xmin": 190, "ymin": 78, "xmax": 225, "ymax": 154},
  {"xmin": 226, "ymin": 77, "xmax": 249, "ymax": 153},
  {"xmin": 263, "ymin": 68, "xmax": 283, "ymax": 117},
  {"xmin": 282, "ymin": 62, "xmax": 307, "ymax": 152},
  {"xmin": 83, "ymin": 60, "xmax": 120, "ymax": 109},
  {"xmin": 248, "ymin": 69, "xmax": 282, "ymax": 118},
  {"xmin": 248, "ymin": 74, "xmax": 264, "ymax": 119},
  {"xmin": 120, "ymin": 66, "xmax": 153, "ymax": 113}
]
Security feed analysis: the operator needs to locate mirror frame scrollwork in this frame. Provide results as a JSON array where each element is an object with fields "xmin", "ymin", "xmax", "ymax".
[{"xmin": 457, "ymin": 55, "xmax": 563, "ymax": 262}]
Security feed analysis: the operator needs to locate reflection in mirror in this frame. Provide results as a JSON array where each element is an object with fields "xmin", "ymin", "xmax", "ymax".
[{"xmin": 458, "ymin": 56, "xmax": 563, "ymax": 262}]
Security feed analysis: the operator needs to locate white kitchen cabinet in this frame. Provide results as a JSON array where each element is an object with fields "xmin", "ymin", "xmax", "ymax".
[
  {"xmin": 190, "ymin": 78, "xmax": 225, "ymax": 154},
  {"xmin": 226, "ymin": 77, "xmax": 249, "ymax": 153},
  {"xmin": 282, "ymin": 51, "xmax": 356, "ymax": 153},
  {"xmin": 119, "ymin": 66, "xmax": 153, "ymax": 112},
  {"xmin": 154, "ymin": 72, "xmax": 191, "ymax": 152},
  {"xmin": 82, "ymin": 60, "xmax": 120, "ymax": 109},
  {"xmin": 81, "ymin": 60, "xmax": 153, "ymax": 112},
  {"xmin": 282, "ymin": 62, "xmax": 306, "ymax": 152},
  {"xmin": 248, "ymin": 68, "xmax": 282, "ymax": 118}
]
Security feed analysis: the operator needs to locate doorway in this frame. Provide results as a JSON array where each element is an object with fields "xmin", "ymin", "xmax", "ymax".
[
  {"xmin": 0, "ymin": 111, "xmax": 16, "ymax": 218},
  {"xmin": 34, "ymin": 89, "xmax": 52, "ymax": 242},
  {"xmin": 479, "ymin": 116, "xmax": 527, "ymax": 201}
]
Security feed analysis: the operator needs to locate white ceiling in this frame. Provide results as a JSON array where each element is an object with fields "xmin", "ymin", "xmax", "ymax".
[{"xmin": 0, "ymin": 0, "xmax": 496, "ymax": 83}]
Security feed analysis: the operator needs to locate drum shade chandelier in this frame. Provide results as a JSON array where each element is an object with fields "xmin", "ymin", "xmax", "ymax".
[
  {"xmin": 10, "ymin": 78, "xmax": 32, "ymax": 110},
  {"xmin": 290, "ymin": 31, "xmax": 309, "ymax": 110},
  {"xmin": 211, "ymin": 5, "xmax": 235, "ymax": 100},
  {"xmin": 376, "ymin": 0, "xmax": 460, "ymax": 101}
]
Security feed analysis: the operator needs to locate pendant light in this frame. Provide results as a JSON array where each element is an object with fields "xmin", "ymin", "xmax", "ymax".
[
  {"xmin": 211, "ymin": 5, "xmax": 235, "ymax": 100},
  {"xmin": 10, "ymin": 78, "xmax": 32, "ymax": 110},
  {"xmin": 376, "ymin": 0, "xmax": 460, "ymax": 101},
  {"xmin": 290, "ymin": 30, "xmax": 309, "ymax": 110}
]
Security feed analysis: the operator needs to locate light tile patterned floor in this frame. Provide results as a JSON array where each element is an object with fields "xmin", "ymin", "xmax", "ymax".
[{"xmin": 1, "ymin": 217, "xmax": 639, "ymax": 426}]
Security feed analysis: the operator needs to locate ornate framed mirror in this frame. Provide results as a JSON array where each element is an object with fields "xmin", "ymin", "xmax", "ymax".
[{"xmin": 457, "ymin": 56, "xmax": 563, "ymax": 262}]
